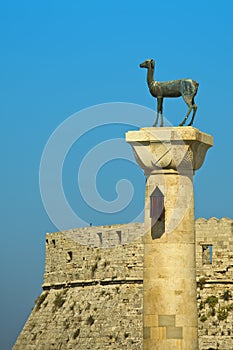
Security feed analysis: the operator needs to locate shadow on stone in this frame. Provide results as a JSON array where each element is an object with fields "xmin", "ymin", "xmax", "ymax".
[{"xmin": 151, "ymin": 213, "xmax": 165, "ymax": 239}]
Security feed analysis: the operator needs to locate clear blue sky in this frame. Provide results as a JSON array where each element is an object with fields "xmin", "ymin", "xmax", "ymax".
[{"xmin": 1, "ymin": 1, "xmax": 233, "ymax": 349}]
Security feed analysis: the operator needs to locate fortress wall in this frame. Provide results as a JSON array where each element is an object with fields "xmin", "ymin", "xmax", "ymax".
[
  {"xmin": 196, "ymin": 217, "xmax": 233, "ymax": 280},
  {"xmin": 43, "ymin": 222, "xmax": 144, "ymax": 287},
  {"xmin": 195, "ymin": 217, "xmax": 233, "ymax": 350},
  {"xmin": 14, "ymin": 218, "xmax": 233, "ymax": 350}
]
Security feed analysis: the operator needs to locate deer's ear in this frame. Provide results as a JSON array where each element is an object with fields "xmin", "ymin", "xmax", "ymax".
[{"xmin": 150, "ymin": 59, "xmax": 155, "ymax": 69}]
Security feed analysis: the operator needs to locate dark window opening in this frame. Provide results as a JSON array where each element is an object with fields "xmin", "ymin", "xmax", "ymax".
[
  {"xmin": 117, "ymin": 231, "xmax": 122, "ymax": 243},
  {"xmin": 97, "ymin": 232, "xmax": 103, "ymax": 245},
  {"xmin": 52, "ymin": 239, "xmax": 56, "ymax": 247},
  {"xmin": 202, "ymin": 244, "xmax": 213, "ymax": 265},
  {"xmin": 150, "ymin": 187, "xmax": 165, "ymax": 239},
  {"xmin": 150, "ymin": 187, "xmax": 164, "ymax": 221}
]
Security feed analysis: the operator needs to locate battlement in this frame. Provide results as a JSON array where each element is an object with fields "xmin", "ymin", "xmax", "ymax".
[
  {"xmin": 43, "ymin": 222, "xmax": 144, "ymax": 288},
  {"xmin": 44, "ymin": 218, "xmax": 233, "ymax": 289}
]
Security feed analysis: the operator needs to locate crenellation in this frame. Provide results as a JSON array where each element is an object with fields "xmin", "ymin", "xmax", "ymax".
[{"xmin": 14, "ymin": 218, "xmax": 233, "ymax": 350}]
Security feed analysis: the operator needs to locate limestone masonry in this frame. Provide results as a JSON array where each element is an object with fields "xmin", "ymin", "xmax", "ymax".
[
  {"xmin": 13, "ymin": 218, "xmax": 233, "ymax": 350},
  {"xmin": 126, "ymin": 127, "xmax": 213, "ymax": 350}
]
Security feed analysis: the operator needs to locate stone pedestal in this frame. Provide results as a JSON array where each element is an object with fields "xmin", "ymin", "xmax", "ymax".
[{"xmin": 126, "ymin": 127, "xmax": 213, "ymax": 350}]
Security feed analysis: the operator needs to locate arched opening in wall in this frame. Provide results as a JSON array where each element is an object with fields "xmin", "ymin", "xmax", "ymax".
[
  {"xmin": 202, "ymin": 244, "xmax": 213, "ymax": 265},
  {"xmin": 52, "ymin": 239, "xmax": 56, "ymax": 247}
]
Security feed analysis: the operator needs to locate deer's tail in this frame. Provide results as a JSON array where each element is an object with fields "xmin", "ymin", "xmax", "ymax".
[{"xmin": 193, "ymin": 80, "xmax": 199, "ymax": 93}]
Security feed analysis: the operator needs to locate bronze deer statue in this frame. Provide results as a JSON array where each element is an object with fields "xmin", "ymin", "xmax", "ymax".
[{"xmin": 139, "ymin": 59, "xmax": 199, "ymax": 127}]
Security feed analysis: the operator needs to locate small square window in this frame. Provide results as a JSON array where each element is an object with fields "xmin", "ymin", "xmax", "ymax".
[{"xmin": 202, "ymin": 244, "xmax": 212, "ymax": 265}]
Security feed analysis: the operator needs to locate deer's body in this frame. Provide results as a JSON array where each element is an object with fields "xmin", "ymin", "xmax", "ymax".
[{"xmin": 140, "ymin": 59, "xmax": 198, "ymax": 127}]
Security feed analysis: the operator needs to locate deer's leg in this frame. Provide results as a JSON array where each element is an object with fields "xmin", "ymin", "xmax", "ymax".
[
  {"xmin": 188, "ymin": 104, "xmax": 198, "ymax": 126},
  {"xmin": 179, "ymin": 107, "xmax": 191, "ymax": 126},
  {"xmin": 179, "ymin": 95, "xmax": 193, "ymax": 126},
  {"xmin": 153, "ymin": 97, "xmax": 162, "ymax": 127},
  {"xmin": 158, "ymin": 97, "xmax": 164, "ymax": 127},
  {"xmin": 153, "ymin": 110, "xmax": 159, "ymax": 127}
]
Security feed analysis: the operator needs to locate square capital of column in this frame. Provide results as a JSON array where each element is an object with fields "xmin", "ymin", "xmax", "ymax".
[{"xmin": 126, "ymin": 127, "xmax": 213, "ymax": 174}]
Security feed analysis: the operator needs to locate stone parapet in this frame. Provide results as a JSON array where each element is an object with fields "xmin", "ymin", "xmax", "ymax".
[{"xmin": 44, "ymin": 223, "xmax": 144, "ymax": 286}]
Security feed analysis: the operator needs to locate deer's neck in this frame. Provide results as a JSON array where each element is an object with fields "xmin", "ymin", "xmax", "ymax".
[{"xmin": 147, "ymin": 67, "xmax": 155, "ymax": 87}]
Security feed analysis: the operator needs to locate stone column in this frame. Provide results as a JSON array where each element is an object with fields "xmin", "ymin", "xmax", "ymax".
[{"xmin": 126, "ymin": 127, "xmax": 213, "ymax": 350}]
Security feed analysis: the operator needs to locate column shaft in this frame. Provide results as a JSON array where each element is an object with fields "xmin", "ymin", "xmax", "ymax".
[
  {"xmin": 143, "ymin": 171, "xmax": 197, "ymax": 350},
  {"xmin": 126, "ymin": 126, "xmax": 213, "ymax": 350}
]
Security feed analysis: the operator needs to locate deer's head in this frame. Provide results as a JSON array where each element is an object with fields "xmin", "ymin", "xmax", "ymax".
[{"xmin": 140, "ymin": 59, "xmax": 155, "ymax": 69}]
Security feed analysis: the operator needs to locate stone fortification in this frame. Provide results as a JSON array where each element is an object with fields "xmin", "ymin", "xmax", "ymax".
[
  {"xmin": 43, "ymin": 223, "xmax": 144, "ymax": 288},
  {"xmin": 13, "ymin": 223, "xmax": 144, "ymax": 350},
  {"xmin": 13, "ymin": 218, "xmax": 233, "ymax": 350},
  {"xmin": 196, "ymin": 217, "xmax": 233, "ymax": 350}
]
